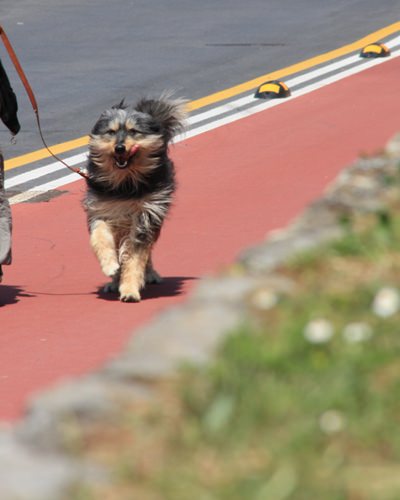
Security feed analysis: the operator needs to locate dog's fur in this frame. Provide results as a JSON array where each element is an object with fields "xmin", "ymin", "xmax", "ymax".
[{"xmin": 83, "ymin": 96, "xmax": 186, "ymax": 302}]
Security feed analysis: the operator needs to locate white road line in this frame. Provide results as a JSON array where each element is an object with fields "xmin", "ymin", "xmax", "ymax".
[
  {"xmin": 8, "ymin": 42, "xmax": 400, "ymax": 204},
  {"xmin": 9, "ymin": 173, "xmax": 81, "ymax": 204},
  {"xmin": 5, "ymin": 152, "xmax": 87, "ymax": 189},
  {"xmin": 188, "ymin": 55, "xmax": 363, "ymax": 126}
]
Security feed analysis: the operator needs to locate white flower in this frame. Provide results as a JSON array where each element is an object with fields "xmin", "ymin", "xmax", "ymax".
[
  {"xmin": 251, "ymin": 288, "xmax": 278, "ymax": 310},
  {"xmin": 319, "ymin": 410, "xmax": 345, "ymax": 434},
  {"xmin": 342, "ymin": 322, "xmax": 373, "ymax": 343},
  {"xmin": 303, "ymin": 319, "xmax": 334, "ymax": 344},
  {"xmin": 372, "ymin": 287, "xmax": 400, "ymax": 318}
]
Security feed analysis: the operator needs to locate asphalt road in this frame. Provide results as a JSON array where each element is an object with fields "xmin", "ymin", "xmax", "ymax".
[{"xmin": 0, "ymin": 0, "xmax": 399, "ymax": 157}]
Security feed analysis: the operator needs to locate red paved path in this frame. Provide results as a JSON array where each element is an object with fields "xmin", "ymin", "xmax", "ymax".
[{"xmin": 1, "ymin": 57, "xmax": 400, "ymax": 420}]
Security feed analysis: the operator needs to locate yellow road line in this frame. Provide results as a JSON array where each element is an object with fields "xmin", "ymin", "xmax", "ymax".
[
  {"xmin": 5, "ymin": 136, "xmax": 89, "ymax": 171},
  {"xmin": 5, "ymin": 21, "xmax": 400, "ymax": 172}
]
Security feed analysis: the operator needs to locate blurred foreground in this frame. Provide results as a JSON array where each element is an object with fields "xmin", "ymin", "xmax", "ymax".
[{"xmin": 70, "ymin": 136, "xmax": 400, "ymax": 499}]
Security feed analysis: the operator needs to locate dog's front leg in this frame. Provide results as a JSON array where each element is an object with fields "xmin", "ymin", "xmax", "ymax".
[
  {"xmin": 90, "ymin": 220, "xmax": 120, "ymax": 278},
  {"xmin": 119, "ymin": 243, "xmax": 150, "ymax": 302}
]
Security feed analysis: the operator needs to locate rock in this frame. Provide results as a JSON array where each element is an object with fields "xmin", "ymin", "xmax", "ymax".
[
  {"xmin": 0, "ymin": 432, "xmax": 80, "ymax": 500},
  {"xmin": 385, "ymin": 132, "xmax": 400, "ymax": 157},
  {"xmin": 16, "ymin": 376, "xmax": 152, "ymax": 453},
  {"xmin": 105, "ymin": 302, "xmax": 242, "ymax": 382}
]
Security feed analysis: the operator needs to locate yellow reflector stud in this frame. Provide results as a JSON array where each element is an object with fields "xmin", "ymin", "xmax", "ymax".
[
  {"xmin": 255, "ymin": 80, "xmax": 291, "ymax": 99},
  {"xmin": 360, "ymin": 42, "xmax": 390, "ymax": 58}
]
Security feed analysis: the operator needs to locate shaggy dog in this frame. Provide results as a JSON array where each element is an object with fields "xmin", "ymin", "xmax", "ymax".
[{"xmin": 83, "ymin": 96, "xmax": 186, "ymax": 302}]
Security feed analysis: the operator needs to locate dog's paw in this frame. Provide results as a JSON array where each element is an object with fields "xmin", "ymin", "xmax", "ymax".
[
  {"xmin": 103, "ymin": 281, "xmax": 119, "ymax": 294},
  {"xmin": 119, "ymin": 284, "xmax": 141, "ymax": 303},
  {"xmin": 145, "ymin": 267, "xmax": 162, "ymax": 284},
  {"xmin": 101, "ymin": 260, "xmax": 120, "ymax": 278},
  {"xmin": 119, "ymin": 292, "xmax": 141, "ymax": 303}
]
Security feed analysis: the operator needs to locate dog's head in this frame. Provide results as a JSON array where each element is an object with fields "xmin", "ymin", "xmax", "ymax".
[{"xmin": 88, "ymin": 97, "xmax": 186, "ymax": 187}]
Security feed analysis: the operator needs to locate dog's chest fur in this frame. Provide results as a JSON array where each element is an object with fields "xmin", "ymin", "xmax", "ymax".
[
  {"xmin": 86, "ymin": 196, "xmax": 144, "ymax": 226},
  {"xmin": 84, "ymin": 180, "xmax": 174, "ymax": 252}
]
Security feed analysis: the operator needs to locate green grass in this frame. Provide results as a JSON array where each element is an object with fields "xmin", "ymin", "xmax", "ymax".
[{"xmin": 76, "ymin": 207, "xmax": 400, "ymax": 500}]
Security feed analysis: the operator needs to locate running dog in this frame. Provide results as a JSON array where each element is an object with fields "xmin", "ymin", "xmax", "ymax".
[{"xmin": 83, "ymin": 96, "xmax": 186, "ymax": 302}]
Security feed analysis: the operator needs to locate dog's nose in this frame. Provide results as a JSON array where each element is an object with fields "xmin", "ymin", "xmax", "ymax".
[{"xmin": 115, "ymin": 144, "xmax": 126, "ymax": 154}]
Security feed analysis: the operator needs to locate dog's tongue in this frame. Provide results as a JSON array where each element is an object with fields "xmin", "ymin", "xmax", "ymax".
[
  {"xmin": 115, "ymin": 145, "xmax": 139, "ymax": 168},
  {"xmin": 129, "ymin": 144, "xmax": 140, "ymax": 157}
]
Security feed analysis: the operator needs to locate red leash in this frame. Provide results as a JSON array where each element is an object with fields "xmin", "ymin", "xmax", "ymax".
[{"xmin": 0, "ymin": 25, "xmax": 89, "ymax": 179}]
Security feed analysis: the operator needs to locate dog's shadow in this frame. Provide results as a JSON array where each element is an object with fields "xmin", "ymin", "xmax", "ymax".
[
  {"xmin": 0, "ymin": 285, "xmax": 33, "ymax": 307},
  {"xmin": 96, "ymin": 276, "xmax": 197, "ymax": 302}
]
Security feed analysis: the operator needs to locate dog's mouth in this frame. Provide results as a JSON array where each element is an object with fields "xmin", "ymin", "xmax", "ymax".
[
  {"xmin": 114, "ymin": 144, "xmax": 140, "ymax": 169},
  {"xmin": 114, "ymin": 154, "xmax": 129, "ymax": 169}
]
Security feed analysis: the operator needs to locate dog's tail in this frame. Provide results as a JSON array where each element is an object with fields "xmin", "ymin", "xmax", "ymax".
[{"xmin": 135, "ymin": 94, "xmax": 187, "ymax": 143}]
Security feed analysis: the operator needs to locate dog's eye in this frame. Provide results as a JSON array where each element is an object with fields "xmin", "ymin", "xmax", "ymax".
[
  {"xmin": 107, "ymin": 129, "xmax": 117, "ymax": 136},
  {"xmin": 128, "ymin": 128, "xmax": 137, "ymax": 136}
]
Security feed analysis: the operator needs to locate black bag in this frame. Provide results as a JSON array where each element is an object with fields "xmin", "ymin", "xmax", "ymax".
[{"xmin": 0, "ymin": 57, "xmax": 20, "ymax": 135}]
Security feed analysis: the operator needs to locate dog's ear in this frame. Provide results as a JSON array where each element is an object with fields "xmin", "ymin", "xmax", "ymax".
[
  {"xmin": 112, "ymin": 99, "xmax": 127, "ymax": 110},
  {"xmin": 135, "ymin": 96, "xmax": 187, "ymax": 143}
]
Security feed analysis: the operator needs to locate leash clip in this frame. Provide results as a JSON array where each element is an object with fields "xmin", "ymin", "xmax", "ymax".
[{"xmin": 10, "ymin": 134, "xmax": 17, "ymax": 145}]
